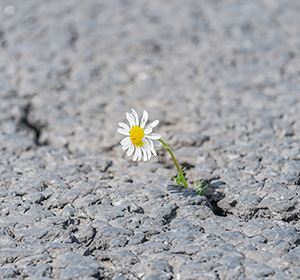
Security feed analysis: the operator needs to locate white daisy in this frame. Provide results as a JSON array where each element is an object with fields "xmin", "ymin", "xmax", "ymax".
[{"xmin": 117, "ymin": 109, "xmax": 162, "ymax": 161}]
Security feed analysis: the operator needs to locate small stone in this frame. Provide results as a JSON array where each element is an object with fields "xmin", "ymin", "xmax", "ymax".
[
  {"xmin": 195, "ymin": 250, "xmax": 223, "ymax": 262},
  {"xmin": 179, "ymin": 205, "xmax": 214, "ymax": 220},
  {"xmin": 150, "ymin": 229, "xmax": 194, "ymax": 243},
  {"xmin": 171, "ymin": 240, "xmax": 202, "ymax": 255},
  {"xmin": 53, "ymin": 253, "xmax": 104, "ymax": 279},
  {"xmin": 179, "ymin": 261, "xmax": 221, "ymax": 273},
  {"xmin": 283, "ymin": 247, "xmax": 300, "ymax": 265},
  {"xmin": 110, "ymin": 236, "xmax": 128, "ymax": 248},
  {"xmin": 22, "ymin": 264, "xmax": 52, "ymax": 278},
  {"xmin": 282, "ymin": 174, "xmax": 300, "ymax": 185},
  {"xmin": 218, "ymin": 263, "xmax": 245, "ymax": 280},
  {"xmin": 143, "ymin": 272, "xmax": 173, "ymax": 280},
  {"xmin": 267, "ymin": 240, "xmax": 290, "ymax": 256},
  {"xmin": 152, "ymin": 251, "xmax": 190, "ymax": 270},
  {"xmin": 74, "ymin": 226, "xmax": 95, "ymax": 245},
  {"xmin": 73, "ymin": 194, "xmax": 100, "ymax": 208},
  {"xmin": 148, "ymin": 203, "xmax": 178, "ymax": 225},
  {"xmin": 145, "ymin": 185, "xmax": 166, "ymax": 199},
  {"xmin": 130, "ymin": 241, "xmax": 170, "ymax": 255},
  {"xmin": 128, "ymin": 233, "xmax": 146, "ymax": 245},
  {"xmin": 220, "ymin": 231, "xmax": 246, "ymax": 246},
  {"xmin": 89, "ymin": 225, "xmax": 132, "ymax": 250},
  {"xmin": 261, "ymin": 226, "xmax": 299, "ymax": 243},
  {"xmin": 290, "ymin": 267, "xmax": 300, "ymax": 278},
  {"xmin": 112, "ymin": 274, "xmax": 129, "ymax": 280},
  {"xmin": 219, "ymin": 253, "xmax": 245, "ymax": 265},
  {"xmin": 245, "ymin": 263, "xmax": 275, "ymax": 278},
  {"xmin": 178, "ymin": 262, "xmax": 220, "ymax": 280},
  {"xmin": 0, "ymin": 267, "xmax": 16, "ymax": 278},
  {"xmin": 108, "ymin": 249, "xmax": 139, "ymax": 265},
  {"xmin": 86, "ymin": 204, "xmax": 126, "ymax": 221},
  {"xmin": 132, "ymin": 260, "xmax": 173, "ymax": 279},
  {"xmin": 249, "ymin": 235, "xmax": 267, "ymax": 245},
  {"xmin": 244, "ymin": 250, "xmax": 275, "ymax": 263}
]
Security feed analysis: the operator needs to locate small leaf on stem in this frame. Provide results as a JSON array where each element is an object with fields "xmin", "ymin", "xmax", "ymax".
[
  {"xmin": 195, "ymin": 180, "xmax": 208, "ymax": 196},
  {"xmin": 173, "ymin": 168, "xmax": 187, "ymax": 187}
]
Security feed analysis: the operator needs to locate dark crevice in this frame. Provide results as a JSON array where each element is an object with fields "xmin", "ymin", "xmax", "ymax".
[
  {"xmin": 181, "ymin": 162, "xmax": 195, "ymax": 170},
  {"xmin": 296, "ymin": 176, "xmax": 300, "ymax": 186},
  {"xmin": 164, "ymin": 206, "xmax": 179, "ymax": 224},
  {"xmin": 210, "ymin": 200, "xmax": 228, "ymax": 217},
  {"xmin": 295, "ymin": 238, "xmax": 300, "ymax": 246},
  {"xmin": 282, "ymin": 212, "xmax": 299, "ymax": 223},
  {"xmin": 0, "ymin": 30, "xmax": 7, "ymax": 48},
  {"xmin": 20, "ymin": 103, "xmax": 44, "ymax": 146},
  {"xmin": 68, "ymin": 26, "xmax": 78, "ymax": 48},
  {"xmin": 203, "ymin": 180, "xmax": 228, "ymax": 217}
]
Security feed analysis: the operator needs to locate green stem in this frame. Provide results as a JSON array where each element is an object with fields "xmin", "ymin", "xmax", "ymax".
[{"xmin": 159, "ymin": 139, "xmax": 189, "ymax": 188}]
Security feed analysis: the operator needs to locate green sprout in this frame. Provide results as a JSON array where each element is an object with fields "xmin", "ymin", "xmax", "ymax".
[
  {"xmin": 159, "ymin": 139, "xmax": 207, "ymax": 195},
  {"xmin": 195, "ymin": 180, "xmax": 208, "ymax": 196}
]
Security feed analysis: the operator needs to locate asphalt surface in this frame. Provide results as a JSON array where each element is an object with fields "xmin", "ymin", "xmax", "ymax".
[{"xmin": 0, "ymin": 0, "xmax": 300, "ymax": 279}]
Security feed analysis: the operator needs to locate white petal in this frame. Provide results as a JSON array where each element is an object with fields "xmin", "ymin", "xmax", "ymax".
[
  {"xmin": 153, "ymin": 140, "xmax": 162, "ymax": 146},
  {"xmin": 150, "ymin": 146, "xmax": 157, "ymax": 156},
  {"xmin": 117, "ymin": 128, "xmax": 130, "ymax": 135},
  {"xmin": 143, "ymin": 143, "xmax": 152, "ymax": 160},
  {"xmin": 141, "ymin": 146, "xmax": 148, "ymax": 161},
  {"xmin": 137, "ymin": 146, "xmax": 142, "ymax": 161},
  {"xmin": 146, "ymin": 120, "xmax": 159, "ymax": 129},
  {"xmin": 144, "ymin": 126, "xmax": 153, "ymax": 134},
  {"xmin": 126, "ymin": 113, "xmax": 135, "ymax": 127},
  {"xmin": 145, "ymin": 133, "xmax": 161, "ymax": 140},
  {"xmin": 146, "ymin": 138, "xmax": 154, "ymax": 148},
  {"xmin": 118, "ymin": 122, "xmax": 130, "ymax": 132},
  {"xmin": 131, "ymin": 109, "xmax": 139, "ymax": 126},
  {"xmin": 122, "ymin": 138, "xmax": 132, "ymax": 150},
  {"xmin": 127, "ymin": 144, "xmax": 135, "ymax": 156},
  {"xmin": 133, "ymin": 147, "xmax": 139, "ymax": 161},
  {"xmin": 140, "ymin": 110, "xmax": 148, "ymax": 129},
  {"xmin": 146, "ymin": 139, "xmax": 157, "ymax": 156},
  {"xmin": 121, "ymin": 137, "xmax": 131, "ymax": 146}
]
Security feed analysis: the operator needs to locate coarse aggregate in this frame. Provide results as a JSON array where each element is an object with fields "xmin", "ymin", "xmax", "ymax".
[{"xmin": 0, "ymin": 0, "xmax": 300, "ymax": 279}]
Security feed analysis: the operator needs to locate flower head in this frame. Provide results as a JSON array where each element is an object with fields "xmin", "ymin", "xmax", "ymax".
[{"xmin": 118, "ymin": 109, "xmax": 162, "ymax": 161}]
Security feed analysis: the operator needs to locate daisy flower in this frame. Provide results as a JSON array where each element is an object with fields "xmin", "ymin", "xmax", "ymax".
[
  {"xmin": 117, "ymin": 109, "xmax": 162, "ymax": 161},
  {"xmin": 117, "ymin": 109, "xmax": 206, "ymax": 195}
]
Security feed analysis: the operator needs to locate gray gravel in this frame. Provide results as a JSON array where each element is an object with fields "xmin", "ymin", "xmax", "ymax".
[{"xmin": 0, "ymin": 0, "xmax": 300, "ymax": 279}]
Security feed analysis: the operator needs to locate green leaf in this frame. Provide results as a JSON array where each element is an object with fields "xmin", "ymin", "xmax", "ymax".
[
  {"xmin": 173, "ymin": 168, "xmax": 187, "ymax": 187},
  {"xmin": 195, "ymin": 180, "xmax": 208, "ymax": 196}
]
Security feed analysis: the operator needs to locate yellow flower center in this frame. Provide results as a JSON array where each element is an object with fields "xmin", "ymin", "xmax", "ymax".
[{"xmin": 130, "ymin": 126, "xmax": 145, "ymax": 147}]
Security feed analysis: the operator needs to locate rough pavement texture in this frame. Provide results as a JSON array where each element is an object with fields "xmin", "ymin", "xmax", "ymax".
[{"xmin": 0, "ymin": 0, "xmax": 300, "ymax": 279}]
